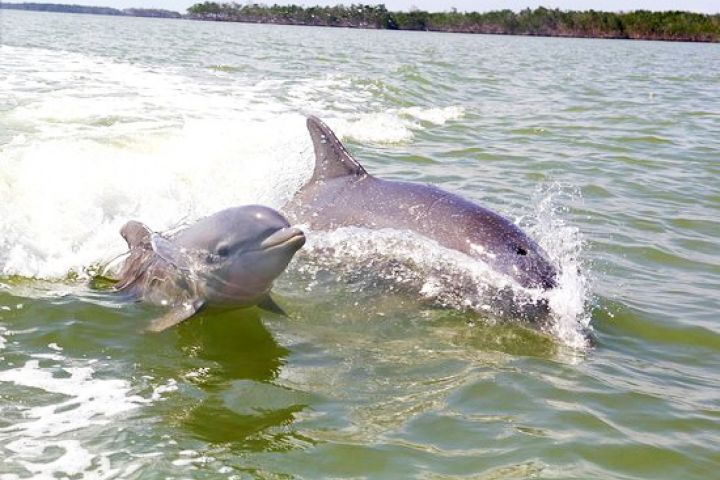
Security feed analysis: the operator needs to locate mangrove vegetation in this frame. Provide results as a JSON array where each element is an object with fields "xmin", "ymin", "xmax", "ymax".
[
  {"xmin": 2, "ymin": 2, "xmax": 718, "ymax": 42},
  {"xmin": 186, "ymin": 3, "xmax": 720, "ymax": 42}
]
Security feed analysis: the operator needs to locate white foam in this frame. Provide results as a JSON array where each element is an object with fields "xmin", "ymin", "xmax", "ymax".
[
  {"xmin": 0, "ymin": 359, "xmax": 141, "ymax": 428},
  {"xmin": 150, "ymin": 378, "xmax": 179, "ymax": 401},
  {"xmin": 330, "ymin": 113, "xmax": 416, "ymax": 143},
  {"xmin": 0, "ymin": 356, "xmax": 177, "ymax": 478},
  {"xmin": 325, "ymin": 106, "xmax": 465, "ymax": 144},
  {"xmin": 0, "ymin": 360, "xmax": 135, "ymax": 477},
  {"xmin": 399, "ymin": 105, "xmax": 465, "ymax": 125},
  {"xmin": 1, "ymin": 44, "xmax": 315, "ymax": 279}
]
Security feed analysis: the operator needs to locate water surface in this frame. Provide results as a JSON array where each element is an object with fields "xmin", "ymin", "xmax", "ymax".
[{"xmin": 1, "ymin": 10, "xmax": 719, "ymax": 479}]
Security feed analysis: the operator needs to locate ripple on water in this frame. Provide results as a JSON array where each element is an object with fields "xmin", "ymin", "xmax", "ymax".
[{"xmin": 1, "ymin": 11, "xmax": 719, "ymax": 479}]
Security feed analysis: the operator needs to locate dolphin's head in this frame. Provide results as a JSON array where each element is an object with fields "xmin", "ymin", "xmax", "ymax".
[
  {"xmin": 472, "ymin": 224, "xmax": 556, "ymax": 290},
  {"xmin": 457, "ymin": 207, "xmax": 557, "ymax": 291},
  {"xmin": 499, "ymin": 235, "xmax": 557, "ymax": 290},
  {"xmin": 173, "ymin": 205, "xmax": 305, "ymax": 304}
]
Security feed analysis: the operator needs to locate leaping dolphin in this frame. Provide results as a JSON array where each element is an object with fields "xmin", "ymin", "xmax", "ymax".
[
  {"xmin": 111, "ymin": 205, "xmax": 306, "ymax": 331},
  {"xmin": 284, "ymin": 116, "xmax": 556, "ymax": 290}
]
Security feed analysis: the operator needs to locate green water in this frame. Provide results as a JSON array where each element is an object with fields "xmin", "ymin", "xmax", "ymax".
[{"xmin": 0, "ymin": 10, "xmax": 719, "ymax": 479}]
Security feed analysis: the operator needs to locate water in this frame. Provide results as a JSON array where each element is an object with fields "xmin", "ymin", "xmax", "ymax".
[{"xmin": 1, "ymin": 9, "xmax": 719, "ymax": 479}]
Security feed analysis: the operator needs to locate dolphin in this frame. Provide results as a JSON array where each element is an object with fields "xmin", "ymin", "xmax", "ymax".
[
  {"xmin": 284, "ymin": 116, "xmax": 556, "ymax": 291},
  {"xmin": 111, "ymin": 205, "xmax": 306, "ymax": 331}
]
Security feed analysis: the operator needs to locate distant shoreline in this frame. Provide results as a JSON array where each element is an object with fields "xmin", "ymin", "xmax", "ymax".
[
  {"xmin": 2, "ymin": 3, "xmax": 719, "ymax": 43},
  {"xmin": 0, "ymin": 2, "xmax": 182, "ymax": 18}
]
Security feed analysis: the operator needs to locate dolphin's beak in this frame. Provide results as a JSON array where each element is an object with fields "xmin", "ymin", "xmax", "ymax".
[{"xmin": 260, "ymin": 227, "xmax": 306, "ymax": 250}]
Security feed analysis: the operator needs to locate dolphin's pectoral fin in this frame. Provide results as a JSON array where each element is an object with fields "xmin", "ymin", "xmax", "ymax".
[
  {"xmin": 306, "ymin": 115, "xmax": 367, "ymax": 183},
  {"xmin": 257, "ymin": 295, "xmax": 287, "ymax": 316},
  {"xmin": 120, "ymin": 220, "xmax": 153, "ymax": 249},
  {"xmin": 146, "ymin": 299, "xmax": 205, "ymax": 332}
]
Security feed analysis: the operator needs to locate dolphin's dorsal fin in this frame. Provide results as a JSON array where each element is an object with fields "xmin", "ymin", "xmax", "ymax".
[
  {"xmin": 306, "ymin": 116, "xmax": 366, "ymax": 183},
  {"xmin": 120, "ymin": 220, "xmax": 152, "ymax": 249}
]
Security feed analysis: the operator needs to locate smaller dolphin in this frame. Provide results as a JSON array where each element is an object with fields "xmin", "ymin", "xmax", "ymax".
[
  {"xmin": 284, "ymin": 116, "xmax": 556, "ymax": 290},
  {"xmin": 111, "ymin": 205, "xmax": 305, "ymax": 332}
]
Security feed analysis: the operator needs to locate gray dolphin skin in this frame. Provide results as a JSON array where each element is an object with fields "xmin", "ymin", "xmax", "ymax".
[
  {"xmin": 113, "ymin": 205, "xmax": 306, "ymax": 332},
  {"xmin": 284, "ymin": 116, "xmax": 557, "ymax": 290}
]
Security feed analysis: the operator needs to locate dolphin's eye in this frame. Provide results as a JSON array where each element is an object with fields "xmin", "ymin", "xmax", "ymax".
[
  {"xmin": 216, "ymin": 245, "xmax": 230, "ymax": 257},
  {"xmin": 516, "ymin": 246, "xmax": 528, "ymax": 256}
]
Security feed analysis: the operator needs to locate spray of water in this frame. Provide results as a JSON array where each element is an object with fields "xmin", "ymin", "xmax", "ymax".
[{"xmin": 529, "ymin": 184, "xmax": 593, "ymax": 349}]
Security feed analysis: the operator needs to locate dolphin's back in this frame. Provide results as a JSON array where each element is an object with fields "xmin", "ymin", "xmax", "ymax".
[{"xmin": 293, "ymin": 175, "xmax": 532, "ymax": 256}]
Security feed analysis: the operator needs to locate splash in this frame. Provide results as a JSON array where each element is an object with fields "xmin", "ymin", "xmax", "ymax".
[
  {"xmin": 0, "ymin": 116, "xmax": 311, "ymax": 278},
  {"xmin": 527, "ymin": 184, "xmax": 592, "ymax": 349}
]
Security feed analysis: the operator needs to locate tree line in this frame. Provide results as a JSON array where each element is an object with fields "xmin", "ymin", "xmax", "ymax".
[
  {"xmin": 3, "ymin": 2, "xmax": 717, "ymax": 42},
  {"xmin": 186, "ymin": 3, "xmax": 720, "ymax": 42},
  {"xmin": 0, "ymin": 2, "xmax": 182, "ymax": 18}
]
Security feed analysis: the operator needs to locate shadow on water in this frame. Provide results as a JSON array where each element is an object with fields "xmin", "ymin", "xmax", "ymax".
[
  {"xmin": 169, "ymin": 309, "xmax": 311, "ymax": 450},
  {"xmin": 176, "ymin": 309, "xmax": 289, "ymax": 382}
]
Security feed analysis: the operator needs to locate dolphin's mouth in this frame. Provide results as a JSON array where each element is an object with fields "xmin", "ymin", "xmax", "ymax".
[{"xmin": 260, "ymin": 227, "xmax": 306, "ymax": 251}]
